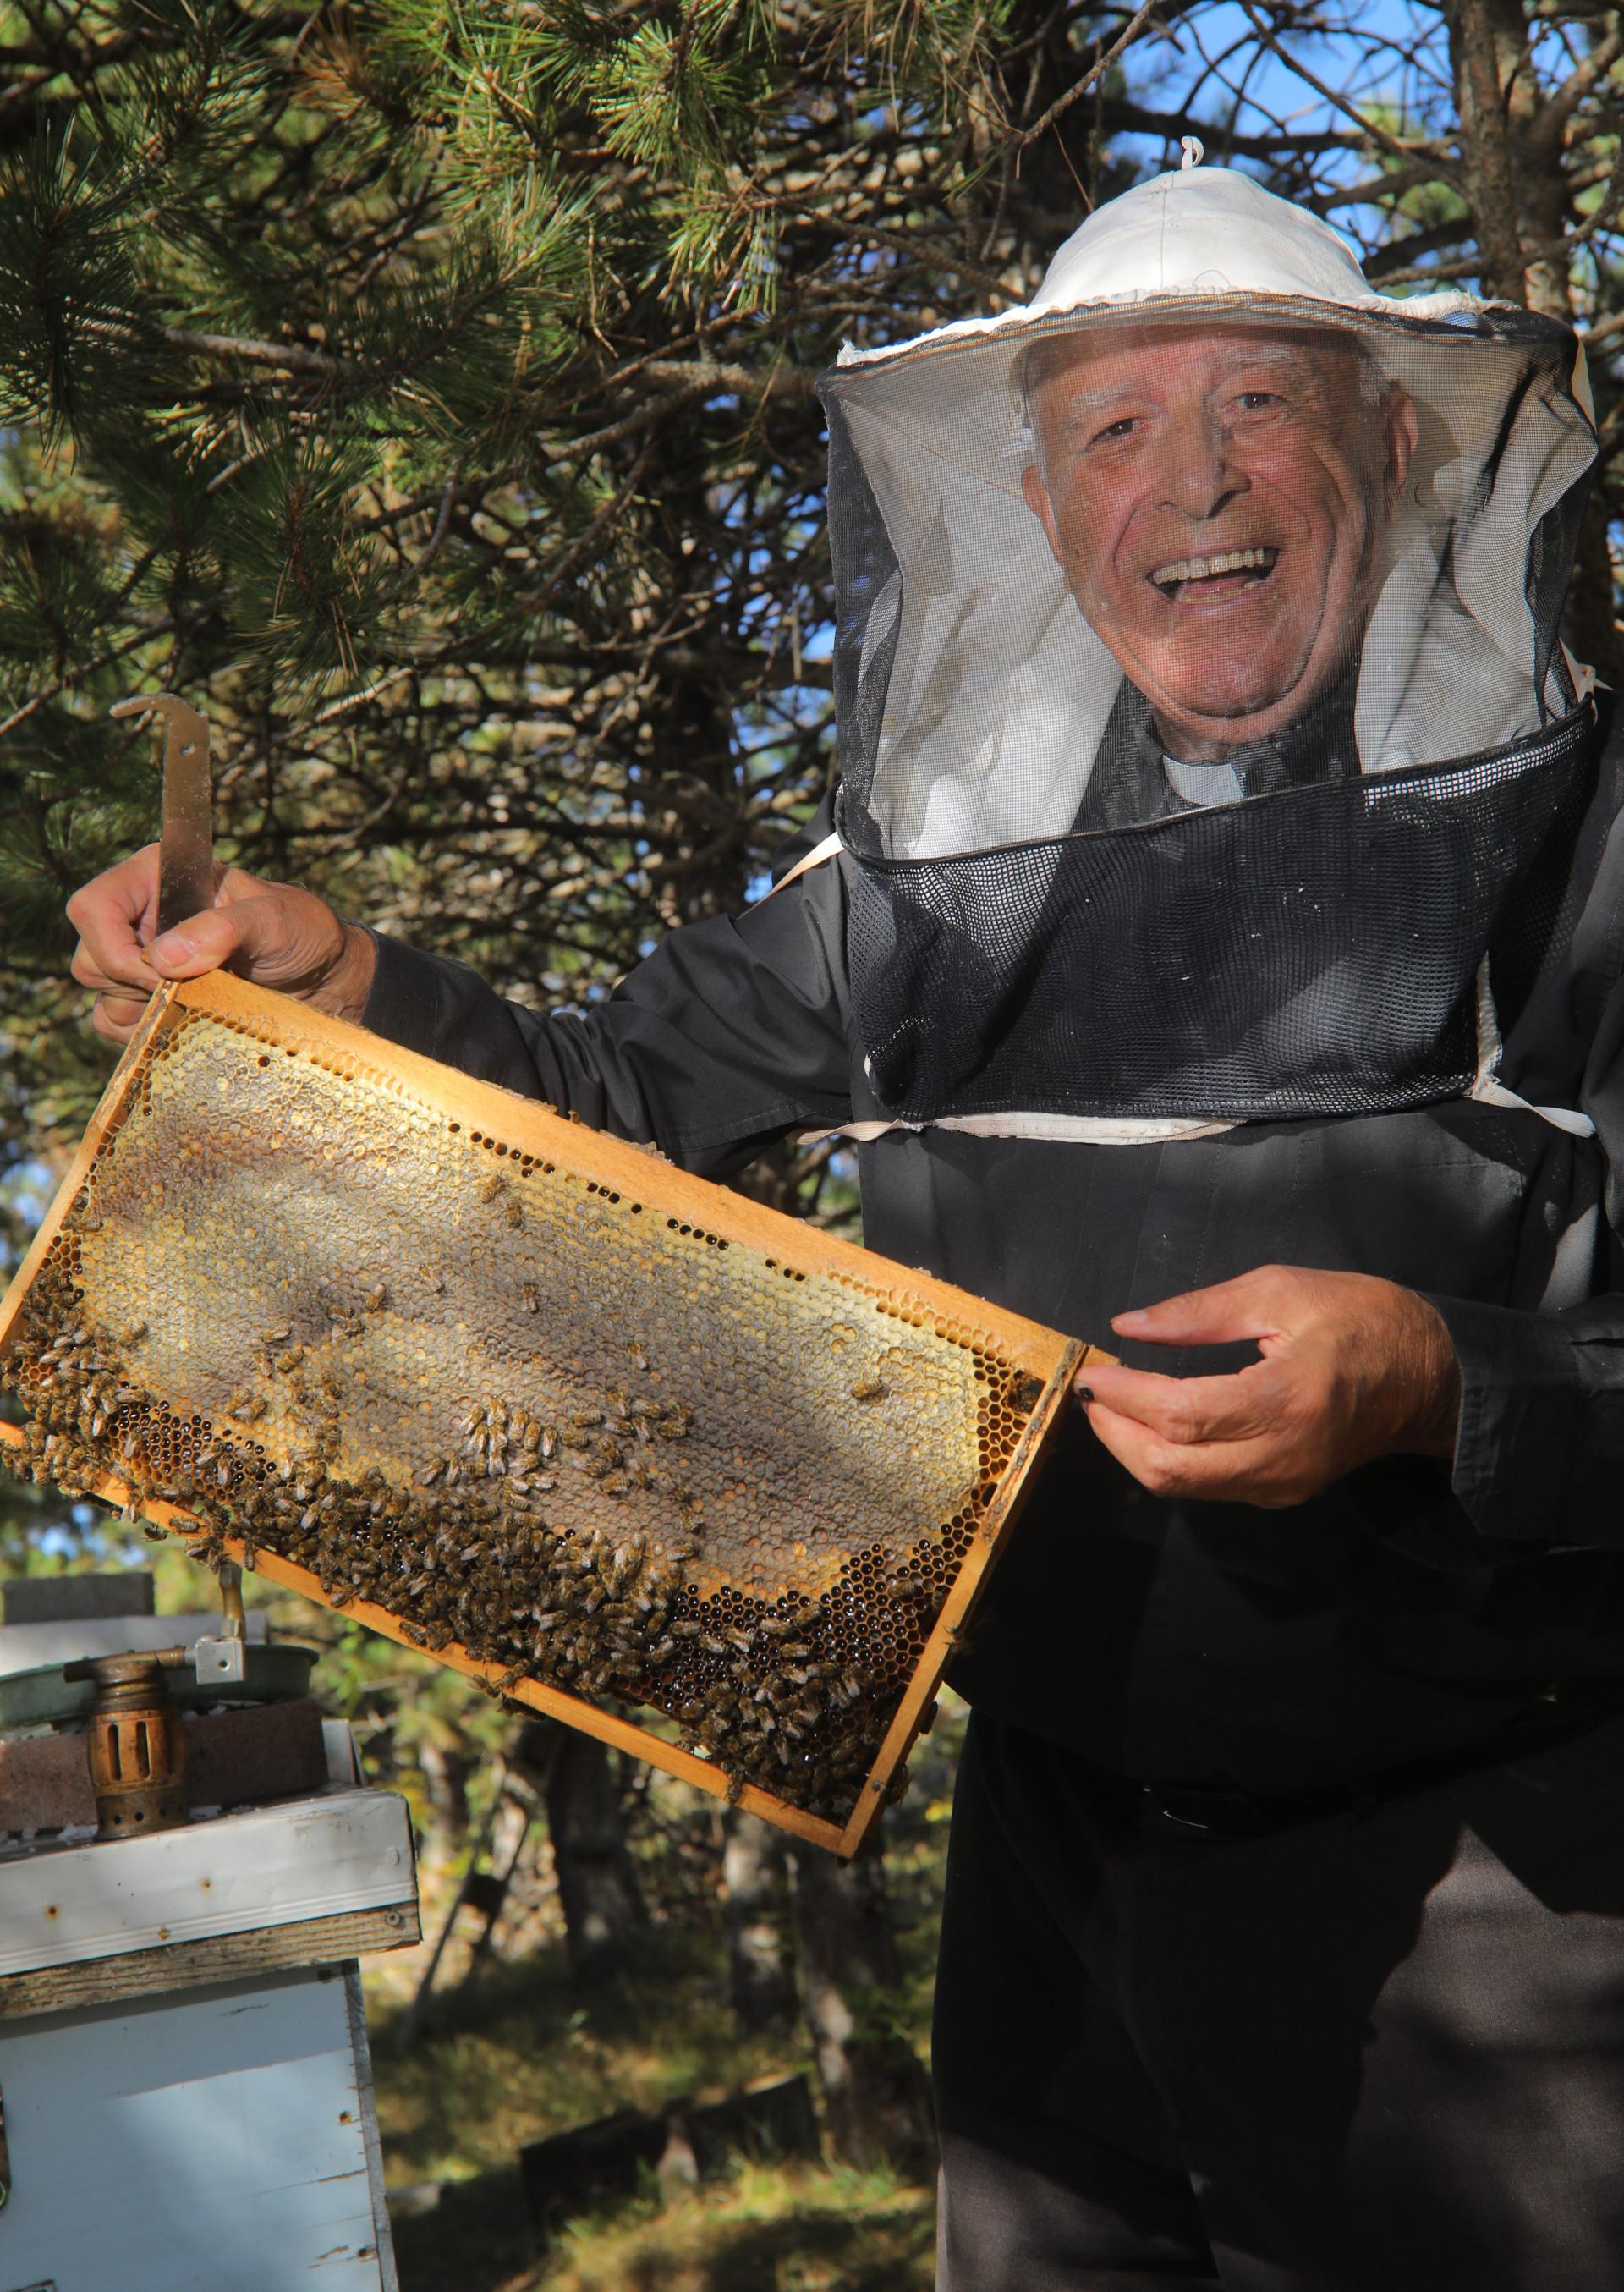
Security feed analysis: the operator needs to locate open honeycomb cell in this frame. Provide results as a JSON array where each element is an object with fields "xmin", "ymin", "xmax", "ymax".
[{"xmin": 0, "ymin": 978, "xmax": 1082, "ymax": 1841}]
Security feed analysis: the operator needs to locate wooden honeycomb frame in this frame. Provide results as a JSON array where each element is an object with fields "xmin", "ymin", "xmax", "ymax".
[{"xmin": 0, "ymin": 973, "xmax": 1100, "ymax": 1855}]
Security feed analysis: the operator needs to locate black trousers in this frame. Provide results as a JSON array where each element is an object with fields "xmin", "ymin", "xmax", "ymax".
[{"xmin": 933, "ymin": 1711, "xmax": 1624, "ymax": 2291}]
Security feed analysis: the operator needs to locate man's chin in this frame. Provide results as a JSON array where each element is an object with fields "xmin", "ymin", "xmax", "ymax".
[{"xmin": 1132, "ymin": 667, "xmax": 1341, "ymax": 757}]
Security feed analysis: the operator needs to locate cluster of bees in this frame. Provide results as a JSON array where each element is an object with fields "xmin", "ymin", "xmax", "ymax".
[
  {"xmin": 427, "ymin": 1390, "xmax": 700, "ymax": 1515},
  {"xmin": 3, "ymin": 1256, "xmax": 948, "ymax": 1817}
]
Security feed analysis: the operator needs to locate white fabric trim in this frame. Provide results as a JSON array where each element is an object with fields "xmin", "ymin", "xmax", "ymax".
[
  {"xmin": 796, "ymin": 1119, "xmax": 921, "ymax": 1145},
  {"xmin": 1463, "ymin": 954, "xmax": 1595, "ymax": 1137},
  {"xmin": 804, "ymin": 1095, "xmax": 1592, "ymax": 1146},
  {"xmin": 766, "ymin": 831, "xmax": 843, "ymax": 897},
  {"xmin": 1470, "ymin": 953, "xmax": 1504, "ymax": 1097},
  {"xmin": 1467, "ymin": 1079, "xmax": 1595, "ymax": 1138},
  {"xmin": 930, "ymin": 1110, "xmax": 1236, "ymax": 1143},
  {"xmin": 801, "ymin": 1113, "xmax": 1237, "ymax": 1146},
  {"xmin": 1163, "ymin": 755, "xmax": 1245, "ymax": 806},
  {"xmin": 1562, "ymin": 642, "xmax": 1599, "ymax": 701}
]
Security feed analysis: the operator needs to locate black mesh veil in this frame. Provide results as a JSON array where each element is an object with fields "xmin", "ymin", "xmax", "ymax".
[{"xmin": 842, "ymin": 714, "xmax": 1595, "ymax": 1124}]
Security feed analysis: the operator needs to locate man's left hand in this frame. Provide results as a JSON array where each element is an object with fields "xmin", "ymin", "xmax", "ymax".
[{"xmin": 1076, "ymin": 1265, "xmax": 1462, "ymax": 1509}]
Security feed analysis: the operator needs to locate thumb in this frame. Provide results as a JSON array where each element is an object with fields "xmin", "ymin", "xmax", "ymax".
[
  {"xmin": 1111, "ymin": 1268, "xmax": 1292, "ymax": 1349},
  {"xmin": 147, "ymin": 903, "xmax": 255, "ymax": 979},
  {"xmin": 148, "ymin": 888, "xmax": 349, "ymax": 995},
  {"xmin": 149, "ymin": 891, "xmax": 333, "ymax": 986}
]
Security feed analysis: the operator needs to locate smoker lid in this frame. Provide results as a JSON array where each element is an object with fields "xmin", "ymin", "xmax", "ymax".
[{"xmin": 0, "ymin": 1642, "xmax": 317, "ymax": 1733}]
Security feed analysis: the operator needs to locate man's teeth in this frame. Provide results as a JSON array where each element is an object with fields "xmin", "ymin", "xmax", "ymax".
[{"xmin": 1151, "ymin": 547, "xmax": 1276, "ymax": 588}]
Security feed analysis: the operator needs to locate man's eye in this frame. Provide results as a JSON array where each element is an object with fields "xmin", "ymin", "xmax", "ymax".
[
  {"xmin": 1087, "ymin": 415, "xmax": 1141, "ymax": 446},
  {"xmin": 1233, "ymin": 390, "xmax": 1285, "ymax": 414}
]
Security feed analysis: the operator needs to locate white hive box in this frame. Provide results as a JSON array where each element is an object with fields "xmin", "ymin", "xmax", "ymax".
[
  {"xmin": 0, "ymin": 1591, "xmax": 420, "ymax": 2292},
  {"xmin": 0, "ymin": 1962, "xmax": 392, "ymax": 2292}
]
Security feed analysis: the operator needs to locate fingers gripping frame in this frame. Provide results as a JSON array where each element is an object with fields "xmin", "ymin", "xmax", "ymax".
[{"xmin": 0, "ymin": 975, "xmax": 1100, "ymax": 1855}]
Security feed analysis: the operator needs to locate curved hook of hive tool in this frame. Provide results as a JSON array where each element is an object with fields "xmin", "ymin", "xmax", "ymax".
[{"xmin": 110, "ymin": 694, "xmax": 215, "ymax": 938}]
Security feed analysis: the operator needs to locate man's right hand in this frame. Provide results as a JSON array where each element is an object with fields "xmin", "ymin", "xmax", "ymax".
[{"xmin": 67, "ymin": 846, "xmax": 378, "ymax": 1047}]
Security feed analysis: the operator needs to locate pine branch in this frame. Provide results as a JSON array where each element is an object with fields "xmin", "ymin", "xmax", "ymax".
[{"xmin": 1012, "ymin": 0, "xmax": 1170, "ymax": 150}]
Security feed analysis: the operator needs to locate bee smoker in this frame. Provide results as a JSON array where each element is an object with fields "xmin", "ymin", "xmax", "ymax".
[{"xmin": 62, "ymin": 1652, "xmax": 187, "ymax": 1838}]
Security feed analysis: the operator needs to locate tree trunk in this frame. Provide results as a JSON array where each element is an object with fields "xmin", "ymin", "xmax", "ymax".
[
  {"xmin": 544, "ymin": 1732, "xmax": 647, "ymax": 1978},
  {"xmin": 789, "ymin": 1841, "xmax": 935, "ymax": 2179},
  {"xmin": 1446, "ymin": 0, "xmax": 1536, "ymax": 304},
  {"xmin": 721, "ymin": 1810, "xmax": 797, "ymax": 2034},
  {"xmin": 415, "ymin": 1731, "xmax": 471, "ymax": 1859},
  {"xmin": 1564, "ymin": 491, "xmax": 1624, "ymax": 689},
  {"xmin": 1446, "ymin": 0, "xmax": 1623, "ymax": 677}
]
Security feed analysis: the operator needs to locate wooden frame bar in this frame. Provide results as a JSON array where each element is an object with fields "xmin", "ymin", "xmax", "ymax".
[
  {"xmin": 0, "ymin": 975, "xmax": 1108, "ymax": 1854},
  {"xmin": 0, "ymin": 982, "xmax": 181, "ymax": 1362}
]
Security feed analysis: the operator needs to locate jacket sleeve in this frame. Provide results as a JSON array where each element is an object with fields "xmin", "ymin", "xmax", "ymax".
[
  {"xmin": 1430, "ymin": 1283, "xmax": 1624, "ymax": 1542},
  {"xmin": 1429, "ymin": 722, "xmax": 1624, "ymax": 1544},
  {"xmin": 358, "ymin": 834, "xmax": 853, "ymax": 1183}
]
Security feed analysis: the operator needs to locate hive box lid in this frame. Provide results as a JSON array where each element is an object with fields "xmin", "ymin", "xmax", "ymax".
[{"xmin": 0, "ymin": 1787, "xmax": 416, "ymax": 1977}]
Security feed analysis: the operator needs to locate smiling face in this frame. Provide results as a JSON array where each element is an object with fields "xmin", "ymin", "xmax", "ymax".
[{"xmin": 1019, "ymin": 324, "xmax": 1418, "ymax": 759}]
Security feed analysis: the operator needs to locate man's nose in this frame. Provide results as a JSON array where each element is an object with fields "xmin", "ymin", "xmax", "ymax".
[{"xmin": 1154, "ymin": 412, "xmax": 1248, "ymax": 521}]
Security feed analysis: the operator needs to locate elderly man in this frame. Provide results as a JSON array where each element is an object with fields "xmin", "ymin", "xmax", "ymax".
[{"xmin": 66, "ymin": 162, "xmax": 1624, "ymax": 2289}]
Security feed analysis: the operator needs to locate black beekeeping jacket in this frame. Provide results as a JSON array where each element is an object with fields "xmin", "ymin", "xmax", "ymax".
[{"xmin": 359, "ymin": 702, "xmax": 1624, "ymax": 1799}]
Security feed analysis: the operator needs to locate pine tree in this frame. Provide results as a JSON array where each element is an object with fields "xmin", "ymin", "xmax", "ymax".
[
  {"xmin": 6, "ymin": 0, "xmax": 1624, "ymax": 2174},
  {"xmin": 0, "ymin": 0, "xmax": 1135, "ymax": 1176}
]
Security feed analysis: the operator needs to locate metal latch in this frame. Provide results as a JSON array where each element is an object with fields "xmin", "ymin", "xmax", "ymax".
[
  {"xmin": 189, "ymin": 1635, "xmax": 247, "ymax": 1688},
  {"xmin": 192, "ymin": 1558, "xmax": 248, "ymax": 1685}
]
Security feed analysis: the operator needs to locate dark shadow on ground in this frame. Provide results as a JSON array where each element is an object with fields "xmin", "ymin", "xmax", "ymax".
[
  {"xmin": 390, "ymin": 2163, "xmax": 934, "ymax": 2292},
  {"xmin": 391, "ymin": 2166, "xmax": 534, "ymax": 2291}
]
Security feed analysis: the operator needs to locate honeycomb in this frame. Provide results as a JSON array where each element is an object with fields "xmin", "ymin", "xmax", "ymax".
[{"xmin": 0, "ymin": 983, "xmax": 1075, "ymax": 1830}]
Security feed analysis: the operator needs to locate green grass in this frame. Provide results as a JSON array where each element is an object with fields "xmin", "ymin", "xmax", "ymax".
[
  {"xmin": 387, "ymin": 2157, "xmax": 935, "ymax": 2292},
  {"xmin": 527, "ymin": 2161, "xmax": 934, "ymax": 2292}
]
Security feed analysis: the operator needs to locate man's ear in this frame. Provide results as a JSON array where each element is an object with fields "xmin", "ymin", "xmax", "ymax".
[
  {"xmin": 1021, "ymin": 462, "xmax": 1065, "ymax": 569},
  {"xmin": 1384, "ymin": 387, "xmax": 1419, "ymax": 510}
]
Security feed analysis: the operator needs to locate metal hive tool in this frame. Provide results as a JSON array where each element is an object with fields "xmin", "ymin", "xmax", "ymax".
[{"xmin": 0, "ymin": 756, "xmax": 1100, "ymax": 1858}]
